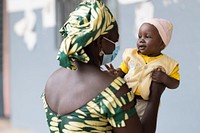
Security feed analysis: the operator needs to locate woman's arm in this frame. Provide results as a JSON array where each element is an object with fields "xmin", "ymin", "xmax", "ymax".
[
  {"xmin": 113, "ymin": 82, "xmax": 143, "ymax": 133},
  {"xmin": 113, "ymin": 82, "xmax": 165, "ymax": 133},
  {"xmin": 141, "ymin": 82, "xmax": 166, "ymax": 133}
]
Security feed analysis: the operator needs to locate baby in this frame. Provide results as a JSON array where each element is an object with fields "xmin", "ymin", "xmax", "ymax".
[{"xmin": 106, "ymin": 18, "xmax": 180, "ymax": 119}]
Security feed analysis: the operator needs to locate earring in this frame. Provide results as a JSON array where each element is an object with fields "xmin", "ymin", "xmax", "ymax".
[{"xmin": 99, "ymin": 50, "xmax": 104, "ymax": 56}]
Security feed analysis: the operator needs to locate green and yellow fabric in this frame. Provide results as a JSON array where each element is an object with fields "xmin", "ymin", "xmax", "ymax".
[
  {"xmin": 42, "ymin": 77, "xmax": 136, "ymax": 132},
  {"xmin": 57, "ymin": 0, "xmax": 117, "ymax": 70}
]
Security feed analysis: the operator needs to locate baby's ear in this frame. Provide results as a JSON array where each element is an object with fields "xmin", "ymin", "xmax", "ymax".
[{"xmin": 161, "ymin": 41, "xmax": 166, "ymax": 50}]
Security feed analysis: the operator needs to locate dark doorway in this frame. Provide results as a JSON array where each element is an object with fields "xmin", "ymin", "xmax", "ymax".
[
  {"xmin": 55, "ymin": 0, "xmax": 81, "ymax": 48},
  {"xmin": 55, "ymin": 0, "xmax": 107, "ymax": 48}
]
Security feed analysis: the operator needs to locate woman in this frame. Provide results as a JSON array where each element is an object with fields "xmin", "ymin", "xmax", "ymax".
[{"xmin": 41, "ymin": 0, "xmax": 165, "ymax": 132}]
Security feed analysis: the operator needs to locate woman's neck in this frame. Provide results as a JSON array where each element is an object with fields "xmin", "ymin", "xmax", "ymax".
[{"xmin": 74, "ymin": 61, "xmax": 101, "ymax": 72}]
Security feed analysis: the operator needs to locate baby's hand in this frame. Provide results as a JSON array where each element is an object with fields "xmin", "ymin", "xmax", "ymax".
[
  {"xmin": 151, "ymin": 68, "xmax": 167, "ymax": 83},
  {"xmin": 104, "ymin": 64, "xmax": 119, "ymax": 76}
]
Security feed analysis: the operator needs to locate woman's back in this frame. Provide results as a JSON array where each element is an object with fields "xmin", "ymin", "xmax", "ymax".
[
  {"xmin": 43, "ymin": 65, "xmax": 139, "ymax": 132},
  {"xmin": 45, "ymin": 65, "xmax": 116, "ymax": 115}
]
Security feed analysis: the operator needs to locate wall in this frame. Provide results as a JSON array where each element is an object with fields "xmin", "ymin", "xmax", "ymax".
[
  {"xmin": 117, "ymin": 0, "xmax": 200, "ymax": 133},
  {"xmin": 9, "ymin": 9, "xmax": 56, "ymax": 133},
  {"xmin": 8, "ymin": 0, "xmax": 200, "ymax": 133}
]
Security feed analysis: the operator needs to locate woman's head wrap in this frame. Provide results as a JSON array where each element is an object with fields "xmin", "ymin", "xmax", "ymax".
[
  {"xmin": 143, "ymin": 18, "xmax": 173, "ymax": 47},
  {"xmin": 57, "ymin": 0, "xmax": 117, "ymax": 70}
]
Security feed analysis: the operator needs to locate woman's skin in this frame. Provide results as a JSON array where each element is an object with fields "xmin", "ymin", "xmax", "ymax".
[{"xmin": 141, "ymin": 82, "xmax": 165, "ymax": 133}]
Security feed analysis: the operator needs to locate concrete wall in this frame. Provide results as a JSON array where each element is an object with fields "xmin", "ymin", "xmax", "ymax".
[
  {"xmin": 8, "ymin": 0, "xmax": 200, "ymax": 133},
  {"xmin": 9, "ymin": 9, "xmax": 56, "ymax": 133}
]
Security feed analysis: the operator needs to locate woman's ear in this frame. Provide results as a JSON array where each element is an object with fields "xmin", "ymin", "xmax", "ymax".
[{"xmin": 96, "ymin": 36, "xmax": 103, "ymax": 49}]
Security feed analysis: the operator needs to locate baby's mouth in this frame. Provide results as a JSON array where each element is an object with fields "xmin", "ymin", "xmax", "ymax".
[{"xmin": 138, "ymin": 45, "xmax": 146, "ymax": 50}]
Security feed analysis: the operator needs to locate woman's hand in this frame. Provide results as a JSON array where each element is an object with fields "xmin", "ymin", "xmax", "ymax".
[
  {"xmin": 152, "ymin": 68, "xmax": 179, "ymax": 89},
  {"xmin": 151, "ymin": 68, "xmax": 167, "ymax": 84}
]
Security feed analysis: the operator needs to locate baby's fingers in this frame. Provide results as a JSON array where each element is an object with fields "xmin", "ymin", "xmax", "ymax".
[
  {"xmin": 109, "ymin": 64, "xmax": 114, "ymax": 69},
  {"xmin": 104, "ymin": 64, "xmax": 111, "ymax": 70}
]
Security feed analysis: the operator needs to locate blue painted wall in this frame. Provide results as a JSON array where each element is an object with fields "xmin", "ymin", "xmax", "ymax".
[
  {"xmin": 117, "ymin": 1, "xmax": 200, "ymax": 133},
  {"xmin": 9, "ymin": 1, "xmax": 200, "ymax": 133},
  {"xmin": 9, "ymin": 9, "xmax": 56, "ymax": 133}
]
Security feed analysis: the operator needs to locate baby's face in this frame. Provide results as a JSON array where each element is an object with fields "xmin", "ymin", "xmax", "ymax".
[{"xmin": 137, "ymin": 23, "xmax": 165, "ymax": 56}]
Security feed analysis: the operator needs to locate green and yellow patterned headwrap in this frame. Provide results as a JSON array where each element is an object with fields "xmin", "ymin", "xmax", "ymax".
[{"xmin": 57, "ymin": 0, "xmax": 117, "ymax": 70}]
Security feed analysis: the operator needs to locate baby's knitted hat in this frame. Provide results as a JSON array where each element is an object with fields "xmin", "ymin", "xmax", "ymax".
[{"xmin": 144, "ymin": 18, "xmax": 173, "ymax": 46}]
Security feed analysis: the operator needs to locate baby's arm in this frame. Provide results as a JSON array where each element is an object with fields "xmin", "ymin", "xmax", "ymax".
[
  {"xmin": 116, "ymin": 68, "xmax": 126, "ymax": 77},
  {"xmin": 151, "ymin": 68, "xmax": 179, "ymax": 89}
]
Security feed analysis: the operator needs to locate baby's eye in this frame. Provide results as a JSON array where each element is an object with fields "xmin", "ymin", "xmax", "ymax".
[
  {"xmin": 146, "ymin": 35, "xmax": 152, "ymax": 38},
  {"xmin": 138, "ymin": 35, "xmax": 141, "ymax": 38}
]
